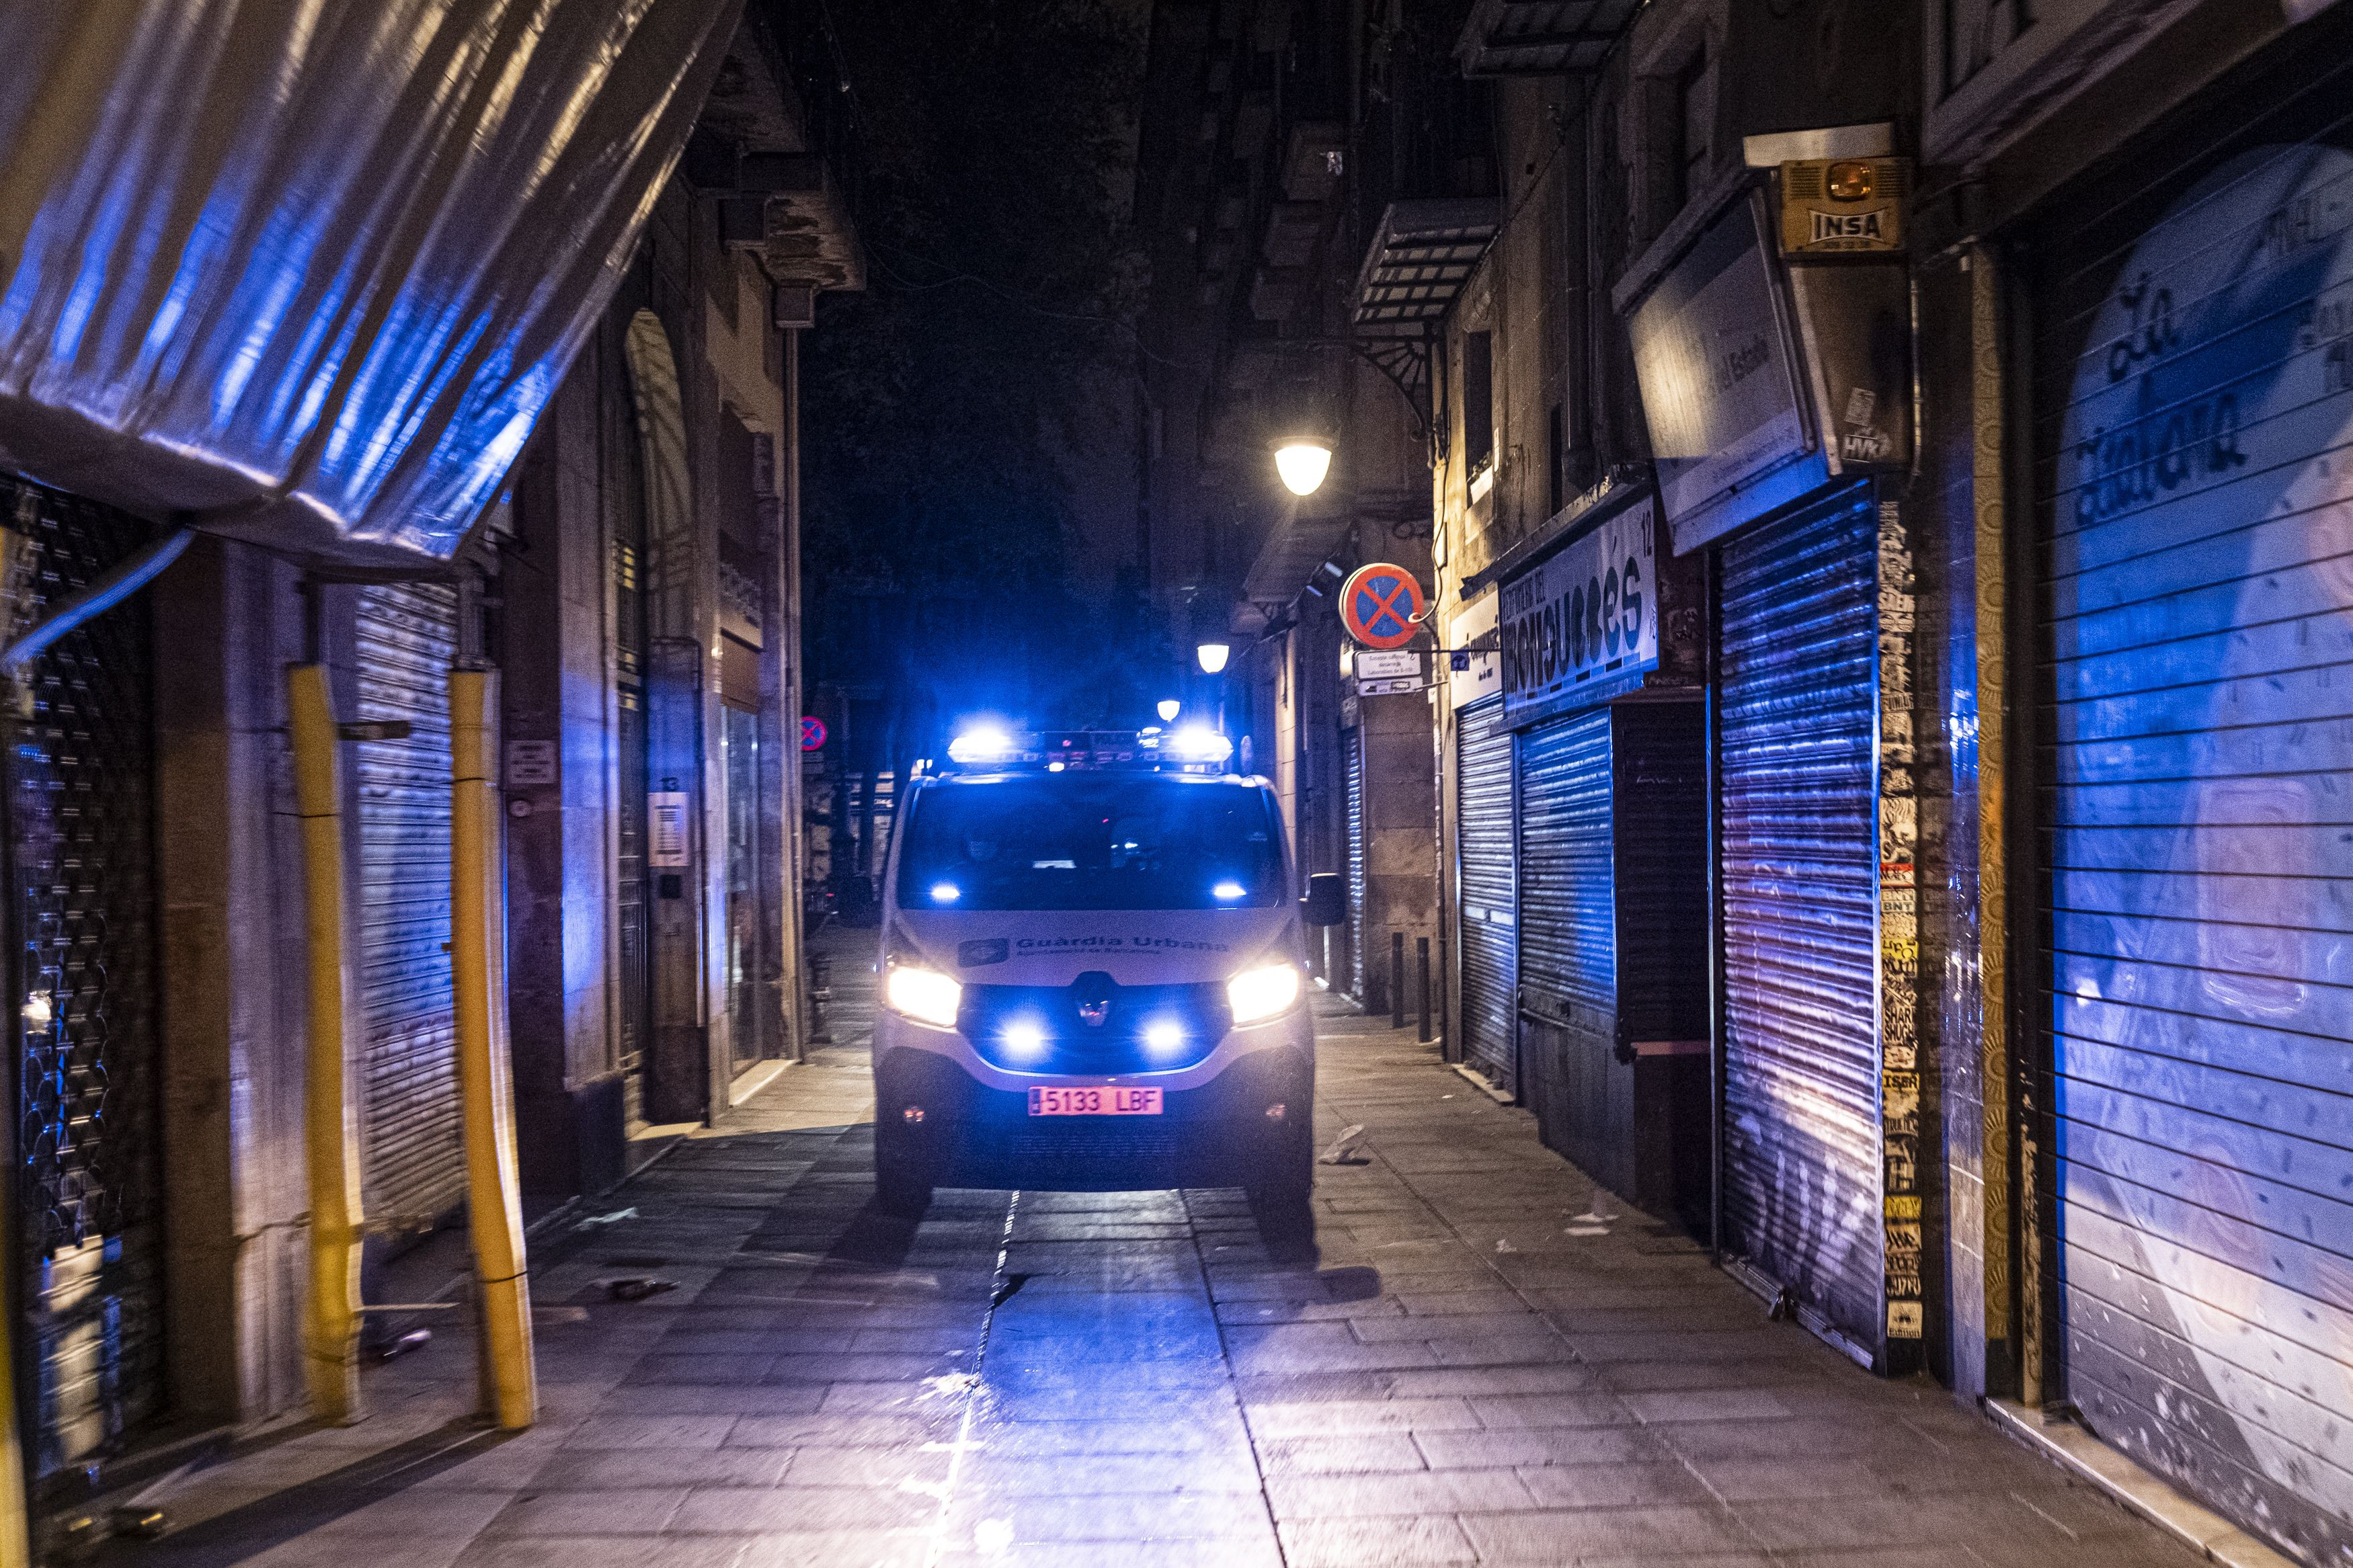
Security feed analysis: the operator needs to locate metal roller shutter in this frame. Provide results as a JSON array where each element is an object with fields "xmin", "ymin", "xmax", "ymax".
[
  {"xmin": 1718, "ymin": 484, "xmax": 1882, "ymax": 1348},
  {"xmin": 2, "ymin": 478, "xmax": 165, "ymax": 1473},
  {"xmin": 1345, "ymin": 726, "xmax": 1366, "ymax": 1003},
  {"xmin": 356, "ymin": 582, "xmax": 465, "ymax": 1229},
  {"xmin": 1515, "ymin": 708, "xmax": 1614, "ymax": 1141},
  {"xmin": 2030, "ymin": 23, "xmax": 2353, "ymax": 1557},
  {"xmin": 1455, "ymin": 701, "xmax": 1515, "ymax": 1085}
]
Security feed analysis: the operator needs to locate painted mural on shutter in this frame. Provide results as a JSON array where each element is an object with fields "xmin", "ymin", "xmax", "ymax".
[
  {"xmin": 1, "ymin": 478, "xmax": 165, "ymax": 1472},
  {"xmin": 2032, "ymin": 24, "xmax": 2353, "ymax": 1556},
  {"xmin": 1717, "ymin": 485, "xmax": 1883, "ymax": 1351},
  {"xmin": 1456, "ymin": 701, "xmax": 1516, "ymax": 1086},
  {"xmin": 356, "ymin": 581, "xmax": 465, "ymax": 1229}
]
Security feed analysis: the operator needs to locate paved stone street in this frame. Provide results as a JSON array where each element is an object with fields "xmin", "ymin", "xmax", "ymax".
[{"xmin": 100, "ymin": 936, "xmax": 2193, "ymax": 1568}]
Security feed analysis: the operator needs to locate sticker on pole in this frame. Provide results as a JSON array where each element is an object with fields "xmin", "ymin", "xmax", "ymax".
[
  {"xmin": 799, "ymin": 715, "xmax": 828, "ymax": 752},
  {"xmin": 1340, "ymin": 563, "xmax": 1426, "ymax": 650}
]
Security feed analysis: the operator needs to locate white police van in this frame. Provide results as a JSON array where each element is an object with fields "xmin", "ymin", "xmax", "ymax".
[{"xmin": 869, "ymin": 725, "xmax": 1344, "ymax": 1215}]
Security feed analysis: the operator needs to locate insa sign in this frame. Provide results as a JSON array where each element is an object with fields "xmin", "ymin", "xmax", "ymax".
[
  {"xmin": 1779, "ymin": 157, "xmax": 1909, "ymax": 255},
  {"xmin": 1499, "ymin": 498, "xmax": 1659, "ymax": 721}
]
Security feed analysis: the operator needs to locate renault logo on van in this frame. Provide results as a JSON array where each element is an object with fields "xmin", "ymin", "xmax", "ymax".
[
  {"xmin": 1072, "ymin": 971, "xmax": 1116, "ymax": 1027},
  {"xmin": 957, "ymin": 938, "xmax": 1008, "ymax": 968}
]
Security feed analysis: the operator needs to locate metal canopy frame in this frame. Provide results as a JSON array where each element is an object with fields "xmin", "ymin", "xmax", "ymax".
[{"xmin": 1455, "ymin": 0, "xmax": 1642, "ymax": 77}]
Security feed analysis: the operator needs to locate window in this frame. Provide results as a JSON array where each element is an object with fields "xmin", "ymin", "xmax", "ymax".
[
  {"xmin": 1462, "ymin": 331, "xmax": 1494, "ymax": 481},
  {"xmin": 896, "ymin": 776, "xmax": 1283, "ymax": 911},
  {"xmin": 1673, "ymin": 48, "xmax": 1712, "ymax": 211}
]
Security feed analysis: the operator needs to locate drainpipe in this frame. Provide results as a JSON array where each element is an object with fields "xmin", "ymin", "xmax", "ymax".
[
  {"xmin": 287, "ymin": 665, "xmax": 365, "ymax": 1423},
  {"xmin": 449, "ymin": 668, "xmax": 536, "ymax": 1428}
]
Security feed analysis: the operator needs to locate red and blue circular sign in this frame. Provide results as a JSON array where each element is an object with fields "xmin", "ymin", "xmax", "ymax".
[
  {"xmin": 1340, "ymin": 563, "xmax": 1426, "ymax": 651},
  {"xmin": 799, "ymin": 715, "xmax": 828, "ymax": 752}
]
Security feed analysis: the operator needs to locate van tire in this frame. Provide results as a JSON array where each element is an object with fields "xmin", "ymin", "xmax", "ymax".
[{"xmin": 874, "ymin": 1143, "xmax": 933, "ymax": 1217}]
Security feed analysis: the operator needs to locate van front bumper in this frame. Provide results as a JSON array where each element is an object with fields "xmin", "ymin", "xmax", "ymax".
[{"xmin": 873, "ymin": 1039, "xmax": 1312, "ymax": 1192}]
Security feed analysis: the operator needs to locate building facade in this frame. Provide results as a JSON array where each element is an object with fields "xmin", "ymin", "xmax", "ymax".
[
  {"xmin": 0, "ymin": 6, "xmax": 859, "ymax": 1528},
  {"xmin": 1406, "ymin": 0, "xmax": 2353, "ymax": 1557}
]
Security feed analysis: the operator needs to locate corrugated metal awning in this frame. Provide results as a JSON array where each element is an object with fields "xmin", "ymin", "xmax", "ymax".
[
  {"xmin": 1349, "ymin": 199, "xmax": 1501, "ymax": 337},
  {"xmin": 0, "ymin": 0, "xmax": 742, "ymax": 567},
  {"xmin": 1455, "ymin": 0, "xmax": 1642, "ymax": 78}
]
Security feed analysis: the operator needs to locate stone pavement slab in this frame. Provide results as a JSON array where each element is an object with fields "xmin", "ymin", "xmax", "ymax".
[{"xmin": 89, "ymin": 940, "xmax": 2198, "ymax": 1568}]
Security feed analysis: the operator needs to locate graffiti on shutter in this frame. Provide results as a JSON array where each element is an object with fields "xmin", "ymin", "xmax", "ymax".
[
  {"xmin": 356, "ymin": 582, "xmax": 464, "ymax": 1231},
  {"xmin": 1, "ymin": 477, "xmax": 165, "ymax": 1473},
  {"xmin": 2031, "ymin": 23, "xmax": 2353, "ymax": 1556},
  {"xmin": 1717, "ymin": 483, "xmax": 1882, "ymax": 1352},
  {"xmin": 1455, "ymin": 700, "xmax": 1515, "ymax": 1086}
]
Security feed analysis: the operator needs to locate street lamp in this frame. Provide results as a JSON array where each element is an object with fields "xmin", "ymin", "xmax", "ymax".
[
  {"xmin": 1273, "ymin": 436, "xmax": 1333, "ymax": 497},
  {"xmin": 1195, "ymin": 641, "xmax": 1231, "ymax": 674},
  {"xmin": 1156, "ymin": 698, "xmax": 1181, "ymax": 722}
]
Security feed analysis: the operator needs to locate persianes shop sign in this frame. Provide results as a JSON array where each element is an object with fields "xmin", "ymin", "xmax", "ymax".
[{"xmin": 1499, "ymin": 497, "xmax": 1659, "ymax": 721}]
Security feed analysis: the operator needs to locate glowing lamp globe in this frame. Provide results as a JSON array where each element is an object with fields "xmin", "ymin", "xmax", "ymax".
[
  {"xmin": 1195, "ymin": 641, "xmax": 1232, "ymax": 675},
  {"xmin": 1274, "ymin": 439, "xmax": 1333, "ymax": 497},
  {"xmin": 1157, "ymin": 698, "xmax": 1181, "ymax": 722}
]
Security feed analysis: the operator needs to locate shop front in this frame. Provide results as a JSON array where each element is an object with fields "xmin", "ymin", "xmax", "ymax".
[
  {"xmin": 1490, "ymin": 492, "xmax": 1708, "ymax": 1224},
  {"xmin": 1626, "ymin": 171, "xmax": 1923, "ymax": 1362},
  {"xmin": 2020, "ymin": 14, "xmax": 2353, "ymax": 1553}
]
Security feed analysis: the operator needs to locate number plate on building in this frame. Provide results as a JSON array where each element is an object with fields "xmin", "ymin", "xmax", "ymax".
[{"xmin": 1028, "ymin": 1087, "xmax": 1163, "ymax": 1116}]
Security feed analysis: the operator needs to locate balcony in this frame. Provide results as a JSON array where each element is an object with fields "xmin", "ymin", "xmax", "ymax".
[{"xmin": 1454, "ymin": 0, "xmax": 1642, "ymax": 77}]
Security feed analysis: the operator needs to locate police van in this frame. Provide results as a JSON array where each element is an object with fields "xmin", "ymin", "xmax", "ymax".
[{"xmin": 869, "ymin": 725, "xmax": 1343, "ymax": 1215}]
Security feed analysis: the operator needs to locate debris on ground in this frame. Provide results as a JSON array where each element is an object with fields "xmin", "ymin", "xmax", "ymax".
[
  {"xmin": 604, "ymin": 1276, "xmax": 677, "ymax": 1302},
  {"xmin": 1318, "ymin": 1124, "xmax": 1368, "ymax": 1164}
]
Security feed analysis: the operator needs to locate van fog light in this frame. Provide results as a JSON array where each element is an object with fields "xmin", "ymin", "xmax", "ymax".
[
  {"xmin": 1265, "ymin": 1102, "xmax": 1287, "ymax": 1121},
  {"xmin": 902, "ymin": 1106, "xmax": 926, "ymax": 1124}
]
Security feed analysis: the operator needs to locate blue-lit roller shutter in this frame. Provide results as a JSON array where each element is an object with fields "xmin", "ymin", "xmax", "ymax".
[
  {"xmin": 1515, "ymin": 707, "xmax": 1616, "ymax": 1162},
  {"xmin": 1455, "ymin": 700, "xmax": 1515, "ymax": 1087},
  {"xmin": 356, "ymin": 581, "xmax": 465, "ymax": 1229},
  {"xmin": 1717, "ymin": 484, "xmax": 1882, "ymax": 1350},
  {"xmin": 2030, "ymin": 19, "xmax": 2353, "ymax": 1560},
  {"xmin": 1345, "ymin": 725, "xmax": 1367, "ymax": 1003}
]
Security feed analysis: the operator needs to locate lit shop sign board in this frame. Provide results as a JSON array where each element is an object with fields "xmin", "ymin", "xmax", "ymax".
[
  {"xmin": 1631, "ymin": 189, "xmax": 1913, "ymax": 552},
  {"xmin": 1779, "ymin": 158, "xmax": 1909, "ymax": 255},
  {"xmin": 1629, "ymin": 195, "xmax": 1812, "ymax": 546},
  {"xmin": 1499, "ymin": 497, "xmax": 1657, "ymax": 722}
]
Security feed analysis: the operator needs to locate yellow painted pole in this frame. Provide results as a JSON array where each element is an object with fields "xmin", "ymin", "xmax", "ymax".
[
  {"xmin": 0, "ymin": 1200, "xmax": 28, "ymax": 1568},
  {"xmin": 288, "ymin": 663, "xmax": 364, "ymax": 1423},
  {"xmin": 449, "ymin": 668, "xmax": 536, "ymax": 1428}
]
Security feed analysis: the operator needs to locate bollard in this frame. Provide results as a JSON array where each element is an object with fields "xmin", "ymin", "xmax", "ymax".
[
  {"xmin": 1390, "ymin": 932, "xmax": 1406, "ymax": 1028},
  {"xmin": 1417, "ymin": 936, "xmax": 1433, "ymax": 1044}
]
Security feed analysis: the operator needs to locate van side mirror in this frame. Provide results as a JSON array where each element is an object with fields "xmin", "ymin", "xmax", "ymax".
[{"xmin": 1302, "ymin": 873, "xmax": 1345, "ymax": 927}]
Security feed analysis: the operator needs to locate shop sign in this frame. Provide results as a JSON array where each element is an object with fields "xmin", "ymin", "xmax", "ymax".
[
  {"xmin": 1446, "ymin": 592, "xmax": 1501, "ymax": 709},
  {"xmin": 1499, "ymin": 498, "xmax": 1657, "ymax": 721},
  {"xmin": 1779, "ymin": 158, "xmax": 1909, "ymax": 255},
  {"xmin": 1629, "ymin": 194, "xmax": 1812, "ymax": 545}
]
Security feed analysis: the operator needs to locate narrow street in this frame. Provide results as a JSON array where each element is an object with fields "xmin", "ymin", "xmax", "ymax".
[{"xmin": 99, "ymin": 930, "xmax": 2189, "ymax": 1568}]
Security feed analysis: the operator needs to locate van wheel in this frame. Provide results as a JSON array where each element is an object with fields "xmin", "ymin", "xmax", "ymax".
[
  {"xmin": 1246, "ymin": 1123, "xmax": 1314, "ymax": 1231},
  {"xmin": 875, "ymin": 1155, "xmax": 932, "ymax": 1217},
  {"xmin": 874, "ymin": 1124, "xmax": 933, "ymax": 1217}
]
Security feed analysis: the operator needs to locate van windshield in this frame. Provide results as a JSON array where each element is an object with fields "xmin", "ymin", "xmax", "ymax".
[{"xmin": 895, "ymin": 776, "xmax": 1283, "ymax": 911}]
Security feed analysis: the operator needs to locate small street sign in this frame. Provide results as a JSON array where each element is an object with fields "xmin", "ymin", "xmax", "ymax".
[
  {"xmin": 1340, "ymin": 563, "xmax": 1426, "ymax": 650},
  {"xmin": 800, "ymin": 715, "xmax": 828, "ymax": 751},
  {"xmin": 1354, "ymin": 649, "xmax": 1421, "ymax": 679}
]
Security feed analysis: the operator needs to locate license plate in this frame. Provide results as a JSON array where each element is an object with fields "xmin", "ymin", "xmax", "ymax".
[{"xmin": 1028, "ymin": 1086, "xmax": 1163, "ymax": 1116}]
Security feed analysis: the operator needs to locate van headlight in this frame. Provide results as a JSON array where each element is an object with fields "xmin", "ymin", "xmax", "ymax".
[
  {"xmin": 1226, "ymin": 962, "xmax": 1302, "ymax": 1024},
  {"xmin": 885, "ymin": 965, "xmax": 963, "ymax": 1029}
]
